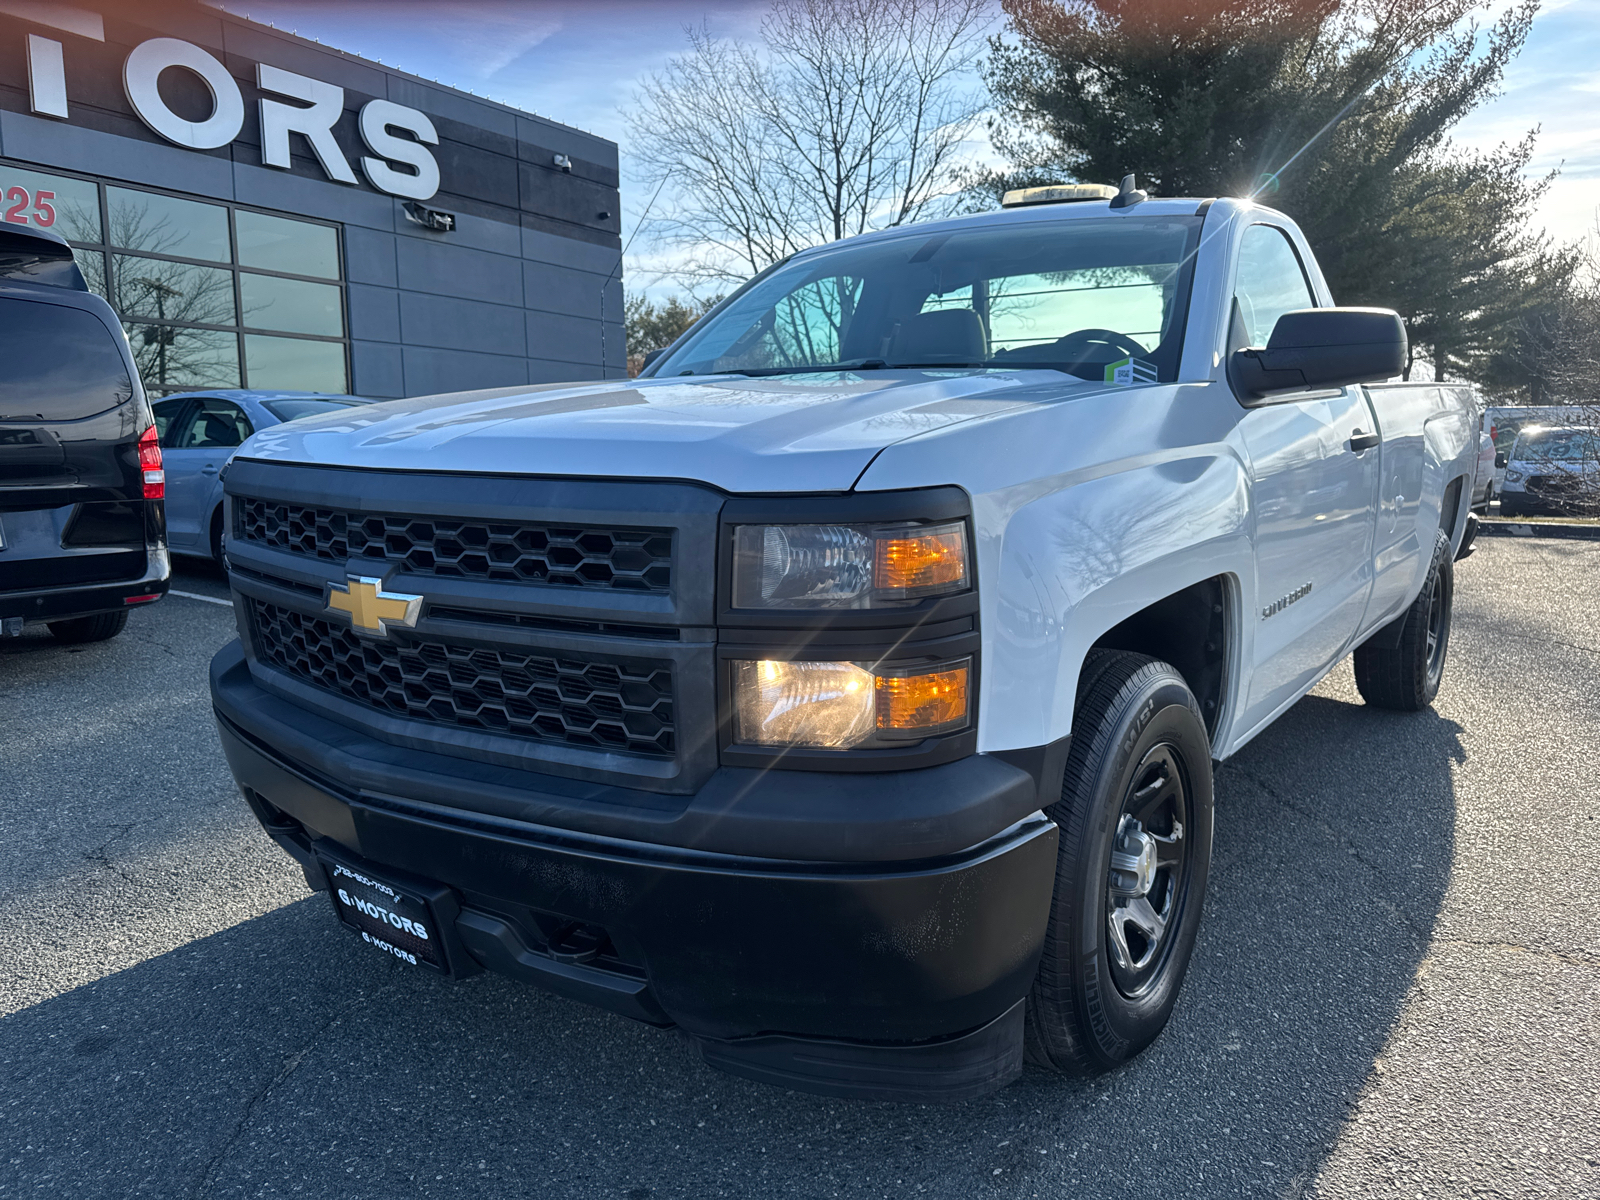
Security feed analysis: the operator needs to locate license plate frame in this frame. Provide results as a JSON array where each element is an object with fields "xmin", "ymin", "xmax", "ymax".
[{"xmin": 317, "ymin": 849, "xmax": 458, "ymax": 974}]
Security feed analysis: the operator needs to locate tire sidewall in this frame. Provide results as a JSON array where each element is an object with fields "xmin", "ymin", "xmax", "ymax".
[
  {"xmin": 1062, "ymin": 677, "xmax": 1214, "ymax": 1064},
  {"xmin": 1411, "ymin": 534, "xmax": 1453, "ymax": 704}
]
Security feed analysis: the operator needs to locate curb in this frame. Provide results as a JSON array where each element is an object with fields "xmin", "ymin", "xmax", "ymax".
[{"xmin": 1478, "ymin": 520, "xmax": 1600, "ymax": 542}]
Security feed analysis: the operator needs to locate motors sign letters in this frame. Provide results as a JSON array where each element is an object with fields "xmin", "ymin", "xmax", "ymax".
[{"xmin": 23, "ymin": 26, "xmax": 441, "ymax": 200}]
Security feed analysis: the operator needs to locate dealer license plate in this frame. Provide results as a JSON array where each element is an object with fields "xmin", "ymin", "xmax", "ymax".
[{"xmin": 322, "ymin": 856, "xmax": 446, "ymax": 970}]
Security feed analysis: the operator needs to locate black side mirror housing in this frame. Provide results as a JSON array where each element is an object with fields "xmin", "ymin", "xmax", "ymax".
[
  {"xmin": 641, "ymin": 347, "xmax": 668, "ymax": 373},
  {"xmin": 1495, "ymin": 451, "xmax": 1508, "ymax": 469},
  {"xmin": 1229, "ymin": 307, "xmax": 1407, "ymax": 402}
]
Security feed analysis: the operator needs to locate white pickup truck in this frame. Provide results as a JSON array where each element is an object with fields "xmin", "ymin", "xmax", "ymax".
[{"xmin": 210, "ymin": 185, "xmax": 1477, "ymax": 1103}]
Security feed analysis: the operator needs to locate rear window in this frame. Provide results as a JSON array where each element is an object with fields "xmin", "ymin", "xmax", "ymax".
[
  {"xmin": 0, "ymin": 297, "xmax": 134, "ymax": 421},
  {"xmin": 262, "ymin": 398, "xmax": 361, "ymax": 423}
]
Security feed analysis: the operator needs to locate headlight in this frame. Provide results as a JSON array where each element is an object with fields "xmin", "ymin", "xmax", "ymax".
[
  {"xmin": 731, "ymin": 521, "xmax": 968, "ymax": 609},
  {"xmin": 732, "ymin": 658, "xmax": 970, "ymax": 748},
  {"xmin": 1505, "ymin": 469, "xmax": 1524, "ymax": 483}
]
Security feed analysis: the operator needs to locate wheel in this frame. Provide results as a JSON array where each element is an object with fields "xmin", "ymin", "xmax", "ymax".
[
  {"xmin": 47, "ymin": 609, "xmax": 129, "ymax": 644},
  {"xmin": 1354, "ymin": 529, "xmax": 1453, "ymax": 711},
  {"xmin": 209, "ymin": 507, "xmax": 226, "ymax": 564},
  {"xmin": 1455, "ymin": 512, "xmax": 1478, "ymax": 560},
  {"xmin": 1025, "ymin": 649, "xmax": 1214, "ymax": 1075}
]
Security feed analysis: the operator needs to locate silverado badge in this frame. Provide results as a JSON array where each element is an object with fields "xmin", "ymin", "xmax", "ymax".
[{"xmin": 324, "ymin": 575, "xmax": 422, "ymax": 638}]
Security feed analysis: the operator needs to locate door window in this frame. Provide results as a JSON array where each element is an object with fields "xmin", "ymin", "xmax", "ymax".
[
  {"xmin": 176, "ymin": 401, "xmax": 253, "ymax": 449},
  {"xmin": 151, "ymin": 398, "xmax": 191, "ymax": 447},
  {"xmin": 1232, "ymin": 225, "xmax": 1316, "ymax": 348}
]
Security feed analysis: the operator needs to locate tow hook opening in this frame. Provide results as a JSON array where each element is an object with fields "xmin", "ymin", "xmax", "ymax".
[{"xmin": 547, "ymin": 921, "xmax": 610, "ymax": 965}]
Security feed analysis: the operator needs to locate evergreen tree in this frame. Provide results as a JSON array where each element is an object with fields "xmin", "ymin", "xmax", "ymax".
[
  {"xmin": 977, "ymin": 0, "xmax": 1569, "ymax": 381},
  {"xmin": 623, "ymin": 293, "xmax": 724, "ymax": 375}
]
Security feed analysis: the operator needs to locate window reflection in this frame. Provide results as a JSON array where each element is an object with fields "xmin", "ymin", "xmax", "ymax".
[
  {"xmin": 7, "ymin": 167, "xmax": 350, "ymax": 397},
  {"xmin": 245, "ymin": 335, "xmax": 346, "ymax": 392},
  {"xmin": 0, "ymin": 165, "xmax": 101, "ymax": 242},
  {"xmin": 113, "ymin": 255, "xmax": 236, "ymax": 326},
  {"xmin": 236, "ymin": 210, "xmax": 339, "ymax": 279},
  {"xmin": 107, "ymin": 188, "xmax": 230, "ymax": 262},
  {"xmin": 240, "ymin": 273, "xmax": 342, "ymax": 336},
  {"xmin": 75, "ymin": 249, "xmax": 108, "ymax": 298},
  {"xmin": 123, "ymin": 322, "xmax": 240, "ymax": 392}
]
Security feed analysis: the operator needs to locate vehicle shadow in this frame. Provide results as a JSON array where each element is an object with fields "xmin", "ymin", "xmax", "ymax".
[{"xmin": 1, "ymin": 684, "xmax": 1461, "ymax": 1199}]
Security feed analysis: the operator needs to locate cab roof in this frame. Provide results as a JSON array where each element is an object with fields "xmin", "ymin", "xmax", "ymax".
[{"xmin": 785, "ymin": 196, "xmax": 1263, "ymax": 263}]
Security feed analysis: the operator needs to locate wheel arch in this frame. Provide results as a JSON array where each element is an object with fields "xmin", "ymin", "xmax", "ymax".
[{"xmin": 1087, "ymin": 575, "xmax": 1237, "ymax": 741}]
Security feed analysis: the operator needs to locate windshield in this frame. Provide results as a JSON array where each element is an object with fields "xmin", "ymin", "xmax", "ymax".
[
  {"xmin": 1513, "ymin": 428, "xmax": 1599, "ymax": 461},
  {"xmin": 649, "ymin": 217, "xmax": 1204, "ymax": 383},
  {"xmin": 263, "ymin": 398, "xmax": 362, "ymax": 422}
]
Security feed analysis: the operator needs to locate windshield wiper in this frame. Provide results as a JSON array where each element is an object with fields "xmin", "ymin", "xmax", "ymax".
[{"xmin": 712, "ymin": 358, "xmax": 889, "ymax": 377}]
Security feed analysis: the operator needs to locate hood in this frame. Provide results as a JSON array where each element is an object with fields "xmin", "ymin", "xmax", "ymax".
[{"xmin": 236, "ymin": 370, "xmax": 1088, "ymax": 493}]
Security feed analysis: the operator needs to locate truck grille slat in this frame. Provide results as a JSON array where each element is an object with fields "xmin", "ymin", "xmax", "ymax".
[
  {"xmin": 236, "ymin": 497, "xmax": 672, "ymax": 592},
  {"xmin": 249, "ymin": 599, "xmax": 676, "ymax": 758}
]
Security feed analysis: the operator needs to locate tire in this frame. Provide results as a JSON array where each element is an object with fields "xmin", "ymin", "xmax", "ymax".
[
  {"xmin": 47, "ymin": 609, "xmax": 129, "ymax": 644},
  {"xmin": 1354, "ymin": 529, "xmax": 1453, "ymax": 711},
  {"xmin": 1455, "ymin": 512, "xmax": 1478, "ymax": 560},
  {"xmin": 1025, "ymin": 649, "xmax": 1215, "ymax": 1075}
]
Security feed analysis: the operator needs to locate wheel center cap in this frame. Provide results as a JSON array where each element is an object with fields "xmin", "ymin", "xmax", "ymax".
[{"xmin": 1109, "ymin": 819, "xmax": 1158, "ymax": 898}]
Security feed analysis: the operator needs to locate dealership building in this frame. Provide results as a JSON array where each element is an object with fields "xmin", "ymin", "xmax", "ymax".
[{"xmin": 0, "ymin": 0, "xmax": 623, "ymax": 397}]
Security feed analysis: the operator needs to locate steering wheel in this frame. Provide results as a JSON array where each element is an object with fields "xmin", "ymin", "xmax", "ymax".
[{"xmin": 1050, "ymin": 328, "xmax": 1151, "ymax": 363}]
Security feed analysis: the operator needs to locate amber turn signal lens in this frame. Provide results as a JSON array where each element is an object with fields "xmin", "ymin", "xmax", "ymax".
[
  {"xmin": 873, "ymin": 523, "xmax": 966, "ymax": 595},
  {"xmin": 875, "ymin": 664, "xmax": 969, "ymax": 733}
]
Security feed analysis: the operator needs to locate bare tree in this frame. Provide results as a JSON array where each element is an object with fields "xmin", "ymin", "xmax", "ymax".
[
  {"xmin": 105, "ymin": 199, "xmax": 241, "ymax": 392},
  {"xmin": 629, "ymin": 0, "xmax": 991, "ymax": 283}
]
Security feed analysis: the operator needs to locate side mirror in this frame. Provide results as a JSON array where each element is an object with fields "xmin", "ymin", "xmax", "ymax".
[
  {"xmin": 641, "ymin": 347, "xmax": 668, "ymax": 373},
  {"xmin": 1229, "ymin": 307, "xmax": 1406, "ymax": 402},
  {"xmin": 1495, "ymin": 451, "xmax": 1508, "ymax": 469}
]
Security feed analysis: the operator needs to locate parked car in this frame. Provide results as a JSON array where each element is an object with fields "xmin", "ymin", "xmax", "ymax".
[
  {"xmin": 1498, "ymin": 424, "xmax": 1600, "ymax": 517},
  {"xmin": 0, "ymin": 221, "xmax": 167, "ymax": 644},
  {"xmin": 210, "ymin": 184, "xmax": 1477, "ymax": 1102},
  {"xmin": 151, "ymin": 390, "xmax": 372, "ymax": 563},
  {"xmin": 1485, "ymin": 404, "xmax": 1592, "ymax": 494}
]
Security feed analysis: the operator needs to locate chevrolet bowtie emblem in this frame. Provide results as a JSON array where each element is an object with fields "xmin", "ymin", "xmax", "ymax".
[{"xmin": 324, "ymin": 575, "xmax": 422, "ymax": 638}]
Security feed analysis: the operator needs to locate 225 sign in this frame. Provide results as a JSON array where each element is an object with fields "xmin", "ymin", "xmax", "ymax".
[{"xmin": 3, "ymin": 186, "xmax": 57, "ymax": 227}]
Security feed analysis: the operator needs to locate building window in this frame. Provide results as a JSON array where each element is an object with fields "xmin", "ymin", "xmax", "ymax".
[{"xmin": 0, "ymin": 161, "xmax": 349, "ymax": 396}]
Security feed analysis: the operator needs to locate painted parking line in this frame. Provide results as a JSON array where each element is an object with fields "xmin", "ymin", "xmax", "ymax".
[{"xmin": 168, "ymin": 589, "xmax": 234, "ymax": 607}]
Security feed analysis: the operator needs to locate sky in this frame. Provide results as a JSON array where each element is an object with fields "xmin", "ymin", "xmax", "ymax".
[{"xmin": 215, "ymin": 0, "xmax": 1600, "ymax": 278}]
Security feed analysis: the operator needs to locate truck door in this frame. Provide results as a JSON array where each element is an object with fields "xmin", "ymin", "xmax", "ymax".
[{"xmin": 1231, "ymin": 224, "xmax": 1381, "ymax": 731}]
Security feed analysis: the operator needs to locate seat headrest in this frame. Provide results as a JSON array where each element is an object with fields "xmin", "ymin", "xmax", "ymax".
[{"xmin": 890, "ymin": 308, "xmax": 986, "ymax": 365}]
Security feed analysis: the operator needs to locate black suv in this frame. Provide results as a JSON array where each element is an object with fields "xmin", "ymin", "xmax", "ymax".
[{"xmin": 0, "ymin": 222, "xmax": 168, "ymax": 642}]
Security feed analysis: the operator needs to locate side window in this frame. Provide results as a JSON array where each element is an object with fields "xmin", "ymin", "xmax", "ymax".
[
  {"xmin": 723, "ymin": 275, "xmax": 863, "ymax": 371},
  {"xmin": 180, "ymin": 401, "xmax": 252, "ymax": 449},
  {"xmin": 1232, "ymin": 225, "xmax": 1316, "ymax": 349},
  {"xmin": 151, "ymin": 399, "xmax": 190, "ymax": 447}
]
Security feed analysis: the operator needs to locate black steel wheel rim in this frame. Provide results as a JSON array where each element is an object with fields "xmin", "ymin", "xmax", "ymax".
[
  {"xmin": 1425, "ymin": 574, "xmax": 1447, "ymax": 688},
  {"xmin": 1104, "ymin": 742, "xmax": 1192, "ymax": 999}
]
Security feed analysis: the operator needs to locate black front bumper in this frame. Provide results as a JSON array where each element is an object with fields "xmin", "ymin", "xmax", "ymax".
[{"xmin": 212, "ymin": 641, "xmax": 1060, "ymax": 1101}]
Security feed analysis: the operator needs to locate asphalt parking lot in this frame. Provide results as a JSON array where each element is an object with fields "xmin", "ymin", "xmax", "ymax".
[{"xmin": 3, "ymin": 535, "xmax": 1597, "ymax": 1199}]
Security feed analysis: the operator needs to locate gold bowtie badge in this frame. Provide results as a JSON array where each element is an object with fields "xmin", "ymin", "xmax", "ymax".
[{"xmin": 324, "ymin": 575, "xmax": 422, "ymax": 638}]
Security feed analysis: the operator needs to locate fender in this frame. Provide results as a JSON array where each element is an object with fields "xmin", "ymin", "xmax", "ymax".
[{"xmin": 860, "ymin": 380, "xmax": 1255, "ymax": 756}]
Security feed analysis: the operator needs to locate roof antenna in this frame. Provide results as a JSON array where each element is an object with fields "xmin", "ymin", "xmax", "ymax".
[{"xmin": 1109, "ymin": 173, "xmax": 1147, "ymax": 209}]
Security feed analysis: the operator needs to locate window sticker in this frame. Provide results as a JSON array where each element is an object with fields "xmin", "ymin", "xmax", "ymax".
[{"xmin": 1104, "ymin": 356, "xmax": 1158, "ymax": 386}]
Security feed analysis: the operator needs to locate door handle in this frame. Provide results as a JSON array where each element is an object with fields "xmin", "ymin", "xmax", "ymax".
[
  {"xmin": 1348, "ymin": 430, "xmax": 1380, "ymax": 453},
  {"xmin": 201, "ymin": 465, "xmax": 219, "ymax": 476}
]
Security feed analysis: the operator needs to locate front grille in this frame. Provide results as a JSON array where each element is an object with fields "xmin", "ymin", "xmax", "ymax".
[
  {"xmin": 249, "ymin": 599, "xmax": 676, "ymax": 758},
  {"xmin": 236, "ymin": 497, "xmax": 672, "ymax": 592}
]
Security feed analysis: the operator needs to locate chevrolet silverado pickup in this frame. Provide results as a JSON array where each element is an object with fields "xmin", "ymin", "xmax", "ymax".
[{"xmin": 210, "ymin": 184, "xmax": 1477, "ymax": 1102}]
